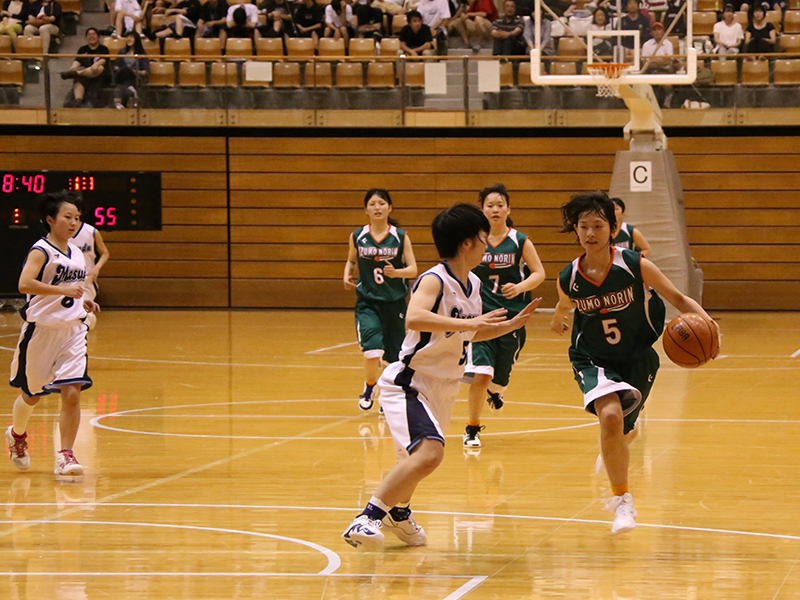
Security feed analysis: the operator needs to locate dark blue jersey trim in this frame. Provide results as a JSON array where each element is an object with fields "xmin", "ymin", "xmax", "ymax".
[{"xmin": 442, "ymin": 261, "xmax": 472, "ymax": 297}]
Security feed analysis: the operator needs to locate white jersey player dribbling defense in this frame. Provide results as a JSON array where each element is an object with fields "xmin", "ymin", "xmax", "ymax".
[
  {"xmin": 342, "ymin": 203, "xmax": 540, "ymax": 551},
  {"xmin": 6, "ymin": 190, "xmax": 101, "ymax": 477}
]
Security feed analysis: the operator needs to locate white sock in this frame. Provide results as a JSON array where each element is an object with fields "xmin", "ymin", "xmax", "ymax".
[
  {"xmin": 13, "ymin": 395, "xmax": 35, "ymax": 434},
  {"xmin": 369, "ymin": 496, "xmax": 391, "ymax": 513}
]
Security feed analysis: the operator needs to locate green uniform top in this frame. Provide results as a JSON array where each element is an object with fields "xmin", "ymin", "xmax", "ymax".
[
  {"xmin": 353, "ymin": 224, "xmax": 409, "ymax": 302},
  {"xmin": 559, "ymin": 247, "xmax": 665, "ymax": 362},
  {"xmin": 473, "ymin": 227, "xmax": 531, "ymax": 318},
  {"xmin": 612, "ymin": 222, "xmax": 637, "ymax": 251}
]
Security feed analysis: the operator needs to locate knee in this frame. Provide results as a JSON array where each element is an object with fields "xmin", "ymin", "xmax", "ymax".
[
  {"xmin": 472, "ymin": 373, "xmax": 492, "ymax": 388},
  {"xmin": 597, "ymin": 406, "xmax": 624, "ymax": 434},
  {"xmin": 412, "ymin": 443, "xmax": 444, "ymax": 476}
]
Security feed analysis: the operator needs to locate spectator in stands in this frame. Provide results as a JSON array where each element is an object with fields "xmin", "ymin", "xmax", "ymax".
[
  {"xmin": 449, "ymin": 0, "xmax": 496, "ymax": 52},
  {"xmin": 1, "ymin": 0, "xmax": 30, "ymax": 45},
  {"xmin": 198, "ymin": 0, "xmax": 228, "ymax": 40},
  {"xmin": 222, "ymin": 0, "xmax": 258, "ymax": 47},
  {"xmin": 514, "ymin": 0, "xmax": 531, "ymax": 17},
  {"xmin": 714, "ymin": 4, "xmax": 743, "ymax": 55},
  {"xmin": 491, "ymin": 0, "xmax": 524, "ymax": 56},
  {"xmin": 642, "ymin": 21, "xmax": 673, "ymax": 106},
  {"xmin": 524, "ymin": 8, "xmax": 553, "ymax": 55},
  {"xmin": 354, "ymin": 0, "xmax": 384, "ymax": 40},
  {"xmin": 156, "ymin": 0, "xmax": 202, "ymax": 40},
  {"xmin": 61, "ymin": 27, "xmax": 110, "ymax": 107},
  {"xmin": 373, "ymin": 0, "xmax": 404, "ymax": 18},
  {"xmin": 293, "ymin": 0, "xmax": 323, "ymax": 47},
  {"xmin": 114, "ymin": 0, "xmax": 144, "ymax": 37},
  {"xmin": 24, "ymin": 0, "xmax": 61, "ymax": 53},
  {"xmin": 258, "ymin": 0, "xmax": 294, "ymax": 40},
  {"xmin": 662, "ymin": 0, "xmax": 684, "ymax": 36},
  {"xmin": 745, "ymin": 3, "xmax": 776, "ymax": 54},
  {"xmin": 324, "ymin": 0, "xmax": 355, "ymax": 47},
  {"xmin": 112, "ymin": 33, "xmax": 148, "ymax": 108},
  {"xmin": 620, "ymin": 0, "xmax": 650, "ymax": 54},
  {"xmin": 416, "ymin": 0, "xmax": 449, "ymax": 54},
  {"xmin": 399, "ymin": 8, "xmax": 433, "ymax": 54},
  {"xmin": 587, "ymin": 7, "xmax": 612, "ymax": 56},
  {"xmin": 543, "ymin": 0, "xmax": 573, "ymax": 18}
]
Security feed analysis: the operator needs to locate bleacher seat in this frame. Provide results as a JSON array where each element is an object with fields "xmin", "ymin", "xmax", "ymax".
[
  {"xmin": 178, "ymin": 61, "xmax": 206, "ymax": 86},
  {"xmin": 311, "ymin": 61, "xmax": 332, "ymax": 87},
  {"xmin": 272, "ymin": 61, "xmax": 301, "ymax": 87},
  {"xmin": 349, "ymin": 38, "xmax": 375, "ymax": 57},
  {"xmin": 500, "ymin": 61, "xmax": 513, "ymax": 87},
  {"xmin": 392, "ymin": 14, "xmax": 407, "ymax": 35},
  {"xmin": 558, "ymin": 37, "xmax": 585, "ymax": 56},
  {"xmin": 256, "ymin": 38, "xmax": 284, "ymax": 57},
  {"xmin": 380, "ymin": 38, "xmax": 401, "ymax": 55},
  {"xmin": 517, "ymin": 61, "xmax": 535, "ymax": 86},
  {"xmin": 226, "ymin": 38, "xmax": 254, "ymax": 57},
  {"xmin": 696, "ymin": 0, "xmax": 718, "ymax": 11},
  {"xmin": 148, "ymin": 61, "xmax": 176, "ymax": 86},
  {"xmin": 195, "ymin": 38, "xmax": 222, "ymax": 56},
  {"xmin": 774, "ymin": 59, "xmax": 800, "ymax": 84},
  {"xmin": 693, "ymin": 12, "xmax": 718, "ymax": 36},
  {"xmin": 164, "ymin": 38, "xmax": 192, "ymax": 57},
  {"xmin": 335, "ymin": 62, "xmax": 363, "ymax": 87},
  {"xmin": 552, "ymin": 61, "xmax": 578, "ymax": 75},
  {"xmin": 741, "ymin": 59, "xmax": 769, "ymax": 85},
  {"xmin": 404, "ymin": 61, "xmax": 424, "ymax": 87},
  {"xmin": 287, "ymin": 38, "xmax": 315, "ymax": 57},
  {"xmin": 0, "ymin": 59, "xmax": 23, "ymax": 86},
  {"xmin": 367, "ymin": 61, "xmax": 394, "ymax": 87},
  {"xmin": 734, "ymin": 11, "xmax": 748, "ymax": 28},
  {"xmin": 319, "ymin": 38, "xmax": 345, "ymax": 56},
  {"xmin": 142, "ymin": 38, "xmax": 161, "ymax": 56},
  {"xmin": 766, "ymin": 9, "xmax": 782, "ymax": 31},
  {"xmin": 785, "ymin": 10, "xmax": 800, "ymax": 33},
  {"xmin": 780, "ymin": 33, "xmax": 800, "ymax": 52},
  {"xmin": 210, "ymin": 61, "xmax": 238, "ymax": 86},
  {"xmin": 15, "ymin": 36, "xmax": 43, "ymax": 56},
  {"xmin": 103, "ymin": 36, "xmax": 126, "ymax": 55},
  {"xmin": 710, "ymin": 59, "xmax": 737, "ymax": 85},
  {"xmin": 0, "ymin": 36, "xmax": 12, "ymax": 54}
]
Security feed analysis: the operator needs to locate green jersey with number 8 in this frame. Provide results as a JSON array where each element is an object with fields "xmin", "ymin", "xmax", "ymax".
[
  {"xmin": 473, "ymin": 228, "xmax": 530, "ymax": 318},
  {"xmin": 559, "ymin": 247, "xmax": 665, "ymax": 362},
  {"xmin": 353, "ymin": 225, "xmax": 408, "ymax": 302}
]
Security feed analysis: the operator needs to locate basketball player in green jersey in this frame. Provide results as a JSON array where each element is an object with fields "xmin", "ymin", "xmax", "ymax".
[
  {"xmin": 344, "ymin": 189, "xmax": 418, "ymax": 411},
  {"xmin": 551, "ymin": 191, "xmax": 718, "ymax": 534},
  {"xmin": 610, "ymin": 197, "xmax": 651, "ymax": 258},
  {"xmin": 463, "ymin": 184, "xmax": 545, "ymax": 450}
]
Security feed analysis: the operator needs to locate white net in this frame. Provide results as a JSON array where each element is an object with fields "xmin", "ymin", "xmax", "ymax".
[{"xmin": 587, "ymin": 63, "xmax": 631, "ymax": 98}]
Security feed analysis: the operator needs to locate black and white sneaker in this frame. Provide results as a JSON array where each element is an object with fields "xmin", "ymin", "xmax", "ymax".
[
  {"xmin": 463, "ymin": 424, "xmax": 484, "ymax": 449},
  {"xmin": 342, "ymin": 515, "xmax": 384, "ymax": 550},
  {"xmin": 486, "ymin": 391, "xmax": 504, "ymax": 414},
  {"xmin": 382, "ymin": 508, "xmax": 427, "ymax": 546},
  {"xmin": 358, "ymin": 382, "xmax": 375, "ymax": 411}
]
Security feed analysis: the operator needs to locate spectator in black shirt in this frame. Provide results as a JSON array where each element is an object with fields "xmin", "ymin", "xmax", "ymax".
[
  {"xmin": 620, "ymin": 0, "xmax": 650, "ymax": 50},
  {"xmin": 113, "ymin": 33, "xmax": 148, "ymax": 108},
  {"xmin": 23, "ymin": 0, "xmax": 60, "ymax": 52},
  {"xmin": 61, "ymin": 27, "xmax": 110, "ymax": 106},
  {"xmin": 199, "ymin": 0, "xmax": 228, "ymax": 38},
  {"xmin": 399, "ymin": 9, "xmax": 433, "ymax": 55},
  {"xmin": 355, "ymin": 0, "xmax": 383, "ymax": 40},
  {"xmin": 156, "ymin": 0, "xmax": 202, "ymax": 39},
  {"xmin": 745, "ymin": 3, "xmax": 776, "ymax": 53},
  {"xmin": 1, "ymin": 0, "xmax": 30, "ymax": 44},
  {"xmin": 293, "ymin": 0, "xmax": 323, "ymax": 46},
  {"xmin": 257, "ymin": 0, "xmax": 294, "ymax": 40}
]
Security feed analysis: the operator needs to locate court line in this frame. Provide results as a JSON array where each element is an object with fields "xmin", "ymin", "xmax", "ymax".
[
  {"xmin": 305, "ymin": 341, "xmax": 359, "ymax": 355},
  {"xmin": 444, "ymin": 576, "xmax": 488, "ymax": 600},
  {"xmin": 0, "ymin": 572, "xmax": 481, "ymax": 579},
  {"xmin": 0, "ymin": 520, "xmax": 341, "ymax": 575},
  {"xmin": 791, "ymin": 348, "xmax": 800, "ymax": 358}
]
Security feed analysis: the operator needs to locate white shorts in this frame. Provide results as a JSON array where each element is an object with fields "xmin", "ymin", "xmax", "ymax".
[
  {"xmin": 9, "ymin": 321, "xmax": 92, "ymax": 397},
  {"xmin": 378, "ymin": 362, "xmax": 461, "ymax": 454}
]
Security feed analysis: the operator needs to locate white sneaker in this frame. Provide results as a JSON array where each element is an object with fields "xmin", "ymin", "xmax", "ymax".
[
  {"xmin": 382, "ymin": 511, "xmax": 427, "ymax": 546},
  {"xmin": 342, "ymin": 515, "xmax": 384, "ymax": 550},
  {"xmin": 54, "ymin": 450, "xmax": 83, "ymax": 477},
  {"xmin": 5, "ymin": 426, "xmax": 30, "ymax": 471},
  {"xmin": 358, "ymin": 383, "xmax": 376, "ymax": 411},
  {"xmin": 463, "ymin": 425, "xmax": 483, "ymax": 448},
  {"xmin": 605, "ymin": 492, "xmax": 637, "ymax": 534}
]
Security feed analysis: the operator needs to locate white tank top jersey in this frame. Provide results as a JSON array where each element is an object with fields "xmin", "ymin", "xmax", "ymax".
[
  {"xmin": 396, "ymin": 262, "xmax": 483, "ymax": 381},
  {"xmin": 20, "ymin": 238, "xmax": 88, "ymax": 327},
  {"xmin": 72, "ymin": 222, "xmax": 97, "ymax": 269}
]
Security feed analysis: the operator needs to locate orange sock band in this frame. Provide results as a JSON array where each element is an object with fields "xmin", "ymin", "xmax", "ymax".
[
  {"xmin": 366, "ymin": 380, "xmax": 376, "ymax": 386},
  {"xmin": 611, "ymin": 483, "xmax": 629, "ymax": 496},
  {"xmin": 467, "ymin": 420, "xmax": 480, "ymax": 427}
]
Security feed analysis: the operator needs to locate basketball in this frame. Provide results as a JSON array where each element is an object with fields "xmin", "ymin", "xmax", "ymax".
[{"xmin": 663, "ymin": 313, "xmax": 719, "ymax": 368}]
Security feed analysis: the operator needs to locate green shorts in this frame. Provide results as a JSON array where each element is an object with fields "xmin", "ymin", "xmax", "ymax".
[
  {"xmin": 569, "ymin": 346, "xmax": 659, "ymax": 434},
  {"xmin": 464, "ymin": 327, "xmax": 526, "ymax": 389},
  {"xmin": 355, "ymin": 296, "xmax": 407, "ymax": 363}
]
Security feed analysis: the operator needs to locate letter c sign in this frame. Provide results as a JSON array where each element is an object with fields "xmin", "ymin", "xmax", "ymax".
[{"xmin": 630, "ymin": 161, "xmax": 652, "ymax": 192}]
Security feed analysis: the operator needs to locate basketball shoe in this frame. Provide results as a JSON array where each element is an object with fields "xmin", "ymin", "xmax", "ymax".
[
  {"xmin": 54, "ymin": 450, "xmax": 84, "ymax": 477},
  {"xmin": 605, "ymin": 493, "xmax": 637, "ymax": 534},
  {"xmin": 486, "ymin": 391, "xmax": 504, "ymax": 414},
  {"xmin": 342, "ymin": 515, "xmax": 384, "ymax": 550},
  {"xmin": 463, "ymin": 425, "xmax": 484, "ymax": 449},
  {"xmin": 382, "ymin": 507, "xmax": 427, "ymax": 546},
  {"xmin": 359, "ymin": 383, "xmax": 376, "ymax": 411},
  {"xmin": 5, "ymin": 426, "xmax": 30, "ymax": 471}
]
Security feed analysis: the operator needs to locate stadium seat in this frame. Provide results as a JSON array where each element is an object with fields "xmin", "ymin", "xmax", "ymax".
[
  {"xmin": 733, "ymin": 11, "xmax": 748, "ymax": 27},
  {"xmin": 404, "ymin": 61, "xmax": 424, "ymax": 87},
  {"xmin": 710, "ymin": 59, "xmax": 737, "ymax": 85},
  {"xmin": 164, "ymin": 38, "xmax": 192, "ymax": 57},
  {"xmin": 367, "ymin": 61, "xmax": 394, "ymax": 87},
  {"xmin": 226, "ymin": 38, "xmax": 254, "ymax": 57},
  {"xmin": 0, "ymin": 59, "xmax": 23, "ymax": 86},
  {"xmin": 380, "ymin": 37, "xmax": 401, "ymax": 55},
  {"xmin": 209, "ymin": 61, "xmax": 238, "ymax": 86},
  {"xmin": 142, "ymin": 38, "xmax": 161, "ymax": 56},
  {"xmin": 287, "ymin": 38, "xmax": 315, "ymax": 57},
  {"xmin": 500, "ymin": 60, "xmax": 514, "ymax": 87},
  {"xmin": 785, "ymin": 10, "xmax": 800, "ymax": 33},
  {"xmin": 517, "ymin": 61, "xmax": 535, "ymax": 86},
  {"xmin": 311, "ymin": 61, "xmax": 332, "ymax": 87},
  {"xmin": 272, "ymin": 61, "xmax": 301, "ymax": 87},
  {"xmin": 335, "ymin": 61, "xmax": 363, "ymax": 87},
  {"xmin": 558, "ymin": 36, "xmax": 585, "ymax": 56},
  {"xmin": 0, "ymin": 36, "xmax": 12, "ymax": 54},
  {"xmin": 148, "ymin": 61, "xmax": 176, "ymax": 86},
  {"xmin": 256, "ymin": 37, "xmax": 284, "ymax": 57},
  {"xmin": 349, "ymin": 38, "xmax": 375, "ymax": 57},
  {"xmin": 780, "ymin": 33, "xmax": 800, "ymax": 52},
  {"xmin": 14, "ymin": 36, "xmax": 43, "ymax": 56},
  {"xmin": 696, "ymin": 0, "xmax": 718, "ymax": 11},
  {"xmin": 692, "ymin": 12, "xmax": 718, "ymax": 36},
  {"xmin": 552, "ymin": 61, "xmax": 578, "ymax": 75},
  {"xmin": 766, "ymin": 9, "xmax": 782, "ymax": 31},
  {"xmin": 392, "ymin": 14, "xmax": 407, "ymax": 35},
  {"xmin": 774, "ymin": 59, "xmax": 800, "ymax": 84},
  {"xmin": 740, "ymin": 59, "xmax": 769, "ymax": 85},
  {"xmin": 102, "ymin": 37, "xmax": 126, "ymax": 55},
  {"xmin": 195, "ymin": 38, "xmax": 222, "ymax": 56},
  {"xmin": 319, "ymin": 38, "xmax": 345, "ymax": 56},
  {"xmin": 178, "ymin": 61, "xmax": 206, "ymax": 86}
]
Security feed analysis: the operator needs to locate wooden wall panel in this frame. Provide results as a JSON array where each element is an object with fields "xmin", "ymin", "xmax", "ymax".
[{"xmin": 0, "ymin": 136, "xmax": 229, "ymax": 308}]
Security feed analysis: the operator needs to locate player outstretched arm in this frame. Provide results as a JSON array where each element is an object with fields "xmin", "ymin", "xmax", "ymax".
[
  {"xmin": 550, "ymin": 280, "xmax": 574, "ymax": 335},
  {"xmin": 632, "ymin": 227, "xmax": 651, "ymax": 258},
  {"xmin": 501, "ymin": 238, "xmax": 546, "ymax": 299},
  {"xmin": 343, "ymin": 233, "xmax": 358, "ymax": 289},
  {"xmin": 88, "ymin": 229, "xmax": 110, "ymax": 284},
  {"xmin": 383, "ymin": 234, "xmax": 418, "ymax": 280},
  {"xmin": 472, "ymin": 298, "xmax": 540, "ymax": 342}
]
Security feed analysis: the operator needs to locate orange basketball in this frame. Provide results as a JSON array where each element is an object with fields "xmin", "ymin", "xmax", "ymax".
[{"xmin": 663, "ymin": 313, "xmax": 719, "ymax": 368}]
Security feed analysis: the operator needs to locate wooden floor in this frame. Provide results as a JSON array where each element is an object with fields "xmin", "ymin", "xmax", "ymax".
[{"xmin": 1, "ymin": 309, "xmax": 799, "ymax": 600}]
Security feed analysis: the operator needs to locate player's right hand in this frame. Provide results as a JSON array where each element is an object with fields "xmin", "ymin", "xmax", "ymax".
[
  {"xmin": 550, "ymin": 316, "xmax": 569, "ymax": 335},
  {"xmin": 343, "ymin": 276, "xmax": 357, "ymax": 290},
  {"xmin": 471, "ymin": 308, "xmax": 508, "ymax": 330},
  {"xmin": 60, "ymin": 283, "xmax": 85, "ymax": 299}
]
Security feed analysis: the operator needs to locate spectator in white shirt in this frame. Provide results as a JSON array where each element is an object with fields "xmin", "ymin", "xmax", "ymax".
[
  {"xmin": 324, "ymin": 0, "xmax": 355, "ymax": 46},
  {"xmin": 641, "ymin": 21, "xmax": 674, "ymax": 107},
  {"xmin": 114, "ymin": 0, "xmax": 143, "ymax": 35},
  {"xmin": 713, "ymin": 4, "xmax": 743, "ymax": 55},
  {"xmin": 416, "ymin": 0, "xmax": 449, "ymax": 53},
  {"xmin": 221, "ymin": 0, "xmax": 258, "ymax": 46}
]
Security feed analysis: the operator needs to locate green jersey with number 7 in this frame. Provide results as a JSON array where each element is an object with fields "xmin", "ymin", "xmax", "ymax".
[
  {"xmin": 472, "ymin": 227, "xmax": 531, "ymax": 318},
  {"xmin": 353, "ymin": 225, "xmax": 409, "ymax": 302},
  {"xmin": 559, "ymin": 247, "xmax": 666, "ymax": 362}
]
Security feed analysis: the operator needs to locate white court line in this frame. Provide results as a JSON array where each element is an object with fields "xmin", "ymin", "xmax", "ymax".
[
  {"xmin": 444, "ymin": 576, "xmax": 488, "ymax": 600},
  {"xmin": 305, "ymin": 341, "xmax": 359, "ymax": 355},
  {"xmin": 0, "ymin": 333, "xmax": 20, "ymax": 338},
  {"xmin": 791, "ymin": 348, "xmax": 800, "ymax": 358},
  {"xmin": 0, "ymin": 572, "xmax": 480, "ymax": 579}
]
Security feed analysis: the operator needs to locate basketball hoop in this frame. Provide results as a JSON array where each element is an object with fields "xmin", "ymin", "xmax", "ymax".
[{"xmin": 587, "ymin": 63, "xmax": 631, "ymax": 97}]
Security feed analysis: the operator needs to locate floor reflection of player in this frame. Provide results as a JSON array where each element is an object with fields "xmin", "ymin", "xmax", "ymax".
[
  {"xmin": 550, "ymin": 192, "xmax": 718, "ymax": 534},
  {"xmin": 343, "ymin": 204, "xmax": 540, "ymax": 551},
  {"xmin": 6, "ymin": 191, "xmax": 100, "ymax": 478}
]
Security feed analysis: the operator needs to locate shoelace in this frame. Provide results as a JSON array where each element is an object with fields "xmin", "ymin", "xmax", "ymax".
[
  {"xmin": 10, "ymin": 435, "xmax": 27, "ymax": 458},
  {"xmin": 59, "ymin": 450, "xmax": 78, "ymax": 465}
]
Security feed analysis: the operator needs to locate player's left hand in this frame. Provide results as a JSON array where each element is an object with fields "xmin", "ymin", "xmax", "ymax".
[
  {"xmin": 501, "ymin": 282, "xmax": 521, "ymax": 299},
  {"xmin": 508, "ymin": 298, "xmax": 541, "ymax": 327},
  {"xmin": 86, "ymin": 270, "xmax": 98, "ymax": 284},
  {"xmin": 84, "ymin": 300, "xmax": 101, "ymax": 313},
  {"xmin": 383, "ymin": 263, "xmax": 397, "ymax": 278}
]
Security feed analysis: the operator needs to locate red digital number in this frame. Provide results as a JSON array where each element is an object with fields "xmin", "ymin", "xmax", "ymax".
[
  {"xmin": 88, "ymin": 176, "xmax": 95, "ymax": 191},
  {"xmin": 106, "ymin": 207, "xmax": 116, "ymax": 226},
  {"xmin": 94, "ymin": 207, "xmax": 117, "ymax": 227},
  {"xmin": 94, "ymin": 206, "xmax": 105, "ymax": 226},
  {"xmin": 2, "ymin": 174, "xmax": 12, "ymax": 193},
  {"xmin": 21, "ymin": 175, "xmax": 32, "ymax": 192},
  {"xmin": 33, "ymin": 174, "xmax": 45, "ymax": 193}
]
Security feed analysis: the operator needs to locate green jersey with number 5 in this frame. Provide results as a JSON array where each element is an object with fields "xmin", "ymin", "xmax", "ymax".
[
  {"xmin": 353, "ymin": 225, "xmax": 408, "ymax": 302},
  {"xmin": 473, "ymin": 228, "xmax": 530, "ymax": 318},
  {"xmin": 559, "ymin": 247, "xmax": 665, "ymax": 362}
]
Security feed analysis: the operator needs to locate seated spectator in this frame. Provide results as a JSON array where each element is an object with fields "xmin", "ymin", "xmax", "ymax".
[
  {"xmin": 114, "ymin": 0, "xmax": 144, "ymax": 36},
  {"xmin": 354, "ymin": 0, "xmax": 384, "ymax": 40},
  {"xmin": 61, "ymin": 27, "xmax": 110, "ymax": 107},
  {"xmin": 373, "ymin": 0, "xmax": 404, "ymax": 17},
  {"xmin": 662, "ymin": 0, "xmax": 684, "ymax": 36},
  {"xmin": 198, "ymin": 0, "xmax": 228, "ymax": 39},
  {"xmin": 0, "ymin": 0, "xmax": 30, "ymax": 45},
  {"xmin": 258, "ymin": 0, "xmax": 294, "ymax": 40},
  {"xmin": 293, "ymin": 0, "xmax": 323, "ymax": 47},
  {"xmin": 643, "ymin": 0, "xmax": 667, "ymax": 21},
  {"xmin": 524, "ymin": 9, "xmax": 553, "ymax": 55},
  {"xmin": 449, "ymin": 0, "xmax": 496, "ymax": 52},
  {"xmin": 416, "ymin": 0, "xmax": 449, "ymax": 54},
  {"xmin": 642, "ymin": 21, "xmax": 673, "ymax": 106},
  {"xmin": 543, "ymin": 0, "xmax": 573, "ymax": 18},
  {"xmin": 399, "ymin": 8, "xmax": 433, "ymax": 54},
  {"xmin": 113, "ymin": 33, "xmax": 148, "ymax": 108},
  {"xmin": 324, "ymin": 0, "xmax": 355, "ymax": 47},
  {"xmin": 714, "ymin": 3, "xmax": 743, "ymax": 55},
  {"xmin": 156, "ymin": 0, "xmax": 202, "ymax": 39},
  {"xmin": 620, "ymin": 0, "xmax": 650, "ymax": 55},
  {"xmin": 24, "ymin": 0, "xmax": 60, "ymax": 53},
  {"xmin": 491, "ymin": 0, "xmax": 524, "ymax": 56},
  {"xmin": 587, "ymin": 7, "xmax": 611, "ymax": 56},
  {"xmin": 745, "ymin": 3, "xmax": 776, "ymax": 54},
  {"xmin": 222, "ymin": 0, "xmax": 258, "ymax": 46}
]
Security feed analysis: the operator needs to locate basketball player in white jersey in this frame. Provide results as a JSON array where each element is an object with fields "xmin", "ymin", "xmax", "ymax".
[
  {"xmin": 72, "ymin": 217, "xmax": 110, "ymax": 329},
  {"xmin": 6, "ymin": 190, "xmax": 100, "ymax": 477},
  {"xmin": 343, "ymin": 203, "xmax": 541, "ymax": 550}
]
